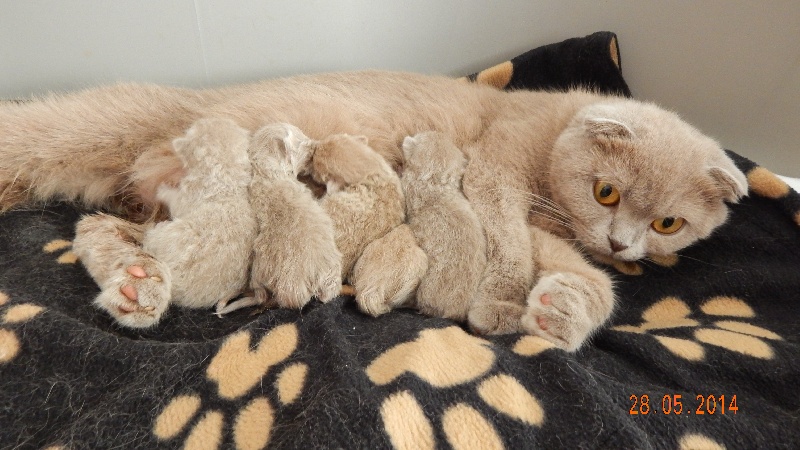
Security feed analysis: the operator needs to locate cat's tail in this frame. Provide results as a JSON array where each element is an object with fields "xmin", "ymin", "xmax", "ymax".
[{"xmin": 0, "ymin": 83, "xmax": 206, "ymax": 214}]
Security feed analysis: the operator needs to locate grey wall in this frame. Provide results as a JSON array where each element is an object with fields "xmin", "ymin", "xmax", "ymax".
[{"xmin": 2, "ymin": 1, "xmax": 798, "ymax": 175}]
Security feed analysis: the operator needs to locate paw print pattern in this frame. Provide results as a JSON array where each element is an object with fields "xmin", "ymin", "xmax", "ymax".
[
  {"xmin": 0, "ymin": 291, "xmax": 45, "ymax": 363},
  {"xmin": 43, "ymin": 239, "xmax": 78, "ymax": 264},
  {"xmin": 153, "ymin": 323, "xmax": 308, "ymax": 450},
  {"xmin": 613, "ymin": 296, "xmax": 782, "ymax": 361},
  {"xmin": 367, "ymin": 327, "xmax": 545, "ymax": 450},
  {"xmin": 678, "ymin": 433, "xmax": 725, "ymax": 450}
]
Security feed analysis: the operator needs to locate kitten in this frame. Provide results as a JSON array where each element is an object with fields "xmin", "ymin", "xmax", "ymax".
[
  {"xmin": 0, "ymin": 72, "xmax": 747, "ymax": 349},
  {"xmin": 400, "ymin": 132, "xmax": 487, "ymax": 321},
  {"xmin": 142, "ymin": 118, "xmax": 257, "ymax": 312},
  {"xmin": 305, "ymin": 133, "xmax": 406, "ymax": 279},
  {"xmin": 219, "ymin": 123, "xmax": 342, "ymax": 315},
  {"xmin": 74, "ymin": 118, "xmax": 257, "ymax": 327}
]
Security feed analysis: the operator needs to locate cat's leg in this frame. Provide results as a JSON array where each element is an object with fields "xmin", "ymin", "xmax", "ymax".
[
  {"xmin": 351, "ymin": 224, "xmax": 428, "ymax": 316},
  {"xmin": 461, "ymin": 167, "xmax": 533, "ymax": 334},
  {"xmin": 520, "ymin": 226, "xmax": 615, "ymax": 351},
  {"xmin": 73, "ymin": 213, "xmax": 172, "ymax": 328}
]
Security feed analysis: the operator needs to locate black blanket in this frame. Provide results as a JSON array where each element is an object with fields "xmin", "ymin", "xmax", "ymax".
[{"xmin": 1, "ymin": 32, "xmax": 798, "ymax": 449}]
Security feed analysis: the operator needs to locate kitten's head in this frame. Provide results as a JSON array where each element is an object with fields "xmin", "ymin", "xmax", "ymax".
[
  {"xmin": 172, "ymin": 118, "xmax": 250, "ymax": 175},
  {"xmin": 402, "ymin": 131, "xmax": 467, "ymax": 187},
  {"xmin": 249, "ymin": 122, "xmax": 311, "ymax": 177},
  {"xmin": 308, "ymin": 134, "xmax": 388, "ymax": 190},
  {"xmin": 549, "ymin": 100, "xmax": 747, "ymax": 262}
]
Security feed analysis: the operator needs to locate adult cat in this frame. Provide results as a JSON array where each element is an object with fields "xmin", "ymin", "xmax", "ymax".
[{"xmin": 0, "ymin": 71, "xmax": 747, "ymax": 350}]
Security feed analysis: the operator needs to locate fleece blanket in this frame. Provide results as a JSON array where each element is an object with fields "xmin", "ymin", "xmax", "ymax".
[{"xmin": 1, "ymin": 32, "xmax": 798, "ymax": 450}]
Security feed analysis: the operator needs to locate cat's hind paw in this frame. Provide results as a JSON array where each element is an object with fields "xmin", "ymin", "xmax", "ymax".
[
  {"xmin": 521, "ymin": 273, "xmax": 608, "ymax": 352},
  {"xmin": 95, "ymin": 263, "xmax": 171, "ymax": 328}
]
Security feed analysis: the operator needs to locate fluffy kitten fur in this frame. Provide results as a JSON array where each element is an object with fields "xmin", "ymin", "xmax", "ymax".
[
  {"xmin": 305, "ymin": 133, "xmax": 406, "ymax": 279},
  {"xmin": 74, "ymin": 118, "xmax": 257, "ymax": 327},
  {"xmin": 238, "ymin": 123, "xmax": 342, "ymax": 312},
  {"xmin": 401, "ymin": 132, "xmax": 486, "ymax": 321},
  {"xmin": 350, "ymin": 224, "xmax": 428, "ymax": 317},
  {"xmin": 0, "ymin": 71, "xmax": 748, "ymax": 349}
]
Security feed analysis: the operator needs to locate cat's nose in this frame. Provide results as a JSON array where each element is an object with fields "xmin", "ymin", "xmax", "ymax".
[{"xmin": 608, "ymin": 237, "xmax": 629, "ymax": 253}]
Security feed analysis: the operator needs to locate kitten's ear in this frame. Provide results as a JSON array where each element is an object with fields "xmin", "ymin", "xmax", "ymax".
[
  {"xmin": 292, "ymin": 140, "xmax": 317, "ymax": 175},
  {"xmin": 585, "ymin": 117, "xmax": 635, "ymax": 140},
  {"xmin": 352, "ymin": 135, "xmax": 369, "ymax": 146},
  {"xmin": 402, "ymin": 136, "xmax": 417, "ymax": 159},
  {"xmin": 282, "ymin": 126, "xmax": 306, "ymax": 151},
  {"xmin": 708, "ymin": 165, "xmax": 748, "ymax": 202}
]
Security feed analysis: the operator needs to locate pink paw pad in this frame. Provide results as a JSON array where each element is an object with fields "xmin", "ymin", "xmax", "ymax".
[
  {"xmin": 126, "ymin": 265, "xmax": 147, "ymax": 278},
  {"xmin": 537, "ymin": 316, "xmax": 549, "ymax": 330},
  {"xmin": 120, "ymin": 284, "xmax": 138, "ymax": 301},
  {"xmin": 540, "ymin": 293, "xmax": 552, "ymax": 305}
]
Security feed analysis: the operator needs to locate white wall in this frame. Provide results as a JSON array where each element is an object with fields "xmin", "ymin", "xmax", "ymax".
[{"xmin": 2, "ymin": 1, "xmax": 798, "ymax": 176}]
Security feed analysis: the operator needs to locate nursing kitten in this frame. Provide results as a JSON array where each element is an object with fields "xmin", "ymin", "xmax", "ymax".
[
  {"xmin": 401, "ymin": 132, "xmax": 486, "ymax": 321},
  {"xmin": 305, "ymin": 133, "xmax": 405, "ymax": 279},
  {"xmin": 142, "ymin": 118, "xmax": 256, "ymax": 310},
  {"xmin": 220, "ymin": 123, "xmax": 342, "ymax": 314},
  {"xmin": 74, "ymin": 118, "xmax": 257, "ymax": 327},
  {"xmin": 0, "ymin": 71, "xmax": 747, "ymax": 349}
]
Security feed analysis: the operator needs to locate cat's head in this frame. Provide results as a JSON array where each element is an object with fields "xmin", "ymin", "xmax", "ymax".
[
  {"xmin": 402, "ymin": 131, "xmax": 467, "ymax": 187},
  {"xmin": 173, "ymin": 118, "xmax": 250, "ymax": 175},
  {"xmin": 549, "ymin": 100, "xmax": 747, "ymax": 262}
]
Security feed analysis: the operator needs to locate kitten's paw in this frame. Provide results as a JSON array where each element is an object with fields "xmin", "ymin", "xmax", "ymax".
[
  {"xmin": 351, "ymin": 224, "xmax": 428, "ymax": 317},
  {"xmin": 355, "ymin": 287, "xmax": 391, "ymax": 317},
  {"xmin": 521, "ymin": 273, "xmax": 609, "ymax": 351},
  {"xmin": 95, "ymin": 261, "xmax": 172, "ymax": 328},
  {"xmin": 313, "ymin": 267, "xmax": 342, "ymax": 304}
]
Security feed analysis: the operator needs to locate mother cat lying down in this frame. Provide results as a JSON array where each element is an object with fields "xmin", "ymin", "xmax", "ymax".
[{"xmin": 0, "ymin": 71, "xmax": 747, "ymax": 351}]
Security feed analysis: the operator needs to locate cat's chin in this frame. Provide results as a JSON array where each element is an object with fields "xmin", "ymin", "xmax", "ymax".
[{"xmin": 586, "ymin": 250, "xmax": 642, "ymax": 266}]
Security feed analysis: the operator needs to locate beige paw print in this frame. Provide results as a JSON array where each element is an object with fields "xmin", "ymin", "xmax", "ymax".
[
  {"xmin": 0, "ymin": 291, "xmax": 46, "ymax": 364},
  {"xmin": 153, "ymin": 323, "xmax": 308, "ymax": 450},
  {"xmin": 678, "ymin": 432, "xmax": 726, "ymax": 450},
  {"xmin": 613, "ymin": 296, "xmax": 782, "ymax": 361},
  {"xmin": 43, "ymin": 239, "xmax": 78, "ymax": 264},
  {"xmin": 368, "ymin": 327, "xmax": 545, "ymax": 450}
]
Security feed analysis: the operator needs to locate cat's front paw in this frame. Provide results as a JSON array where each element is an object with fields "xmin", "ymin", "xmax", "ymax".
[
  {"xmin": 95, "ymin": 260, "xmax": 172, "ymax": 328},
  {"xmin": 521, "ymin": 272, "xmax": 614, "ymax": 351}
]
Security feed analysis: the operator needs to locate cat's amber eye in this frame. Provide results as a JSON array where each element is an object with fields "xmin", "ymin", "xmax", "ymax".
[
  {"xmin": 651, "ymin": 217, "xmax": 685, "ymax": 234},
  {"xmin": 593, "ymin": 181, "xmax": 620, "ymax": 206}
]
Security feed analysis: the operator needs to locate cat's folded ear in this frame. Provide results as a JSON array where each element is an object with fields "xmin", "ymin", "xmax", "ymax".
[
  {"xmin": 707, "ymin": 154, "xmax": 748, "ymax": 203},
  {"xmin": 584, "ymin": 117, "xmax": 635, "ymax": 140}
]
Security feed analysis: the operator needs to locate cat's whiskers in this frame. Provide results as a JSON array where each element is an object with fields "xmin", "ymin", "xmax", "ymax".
[
  {"xmin": 487, "ymin": 188, "xmax": 575, "ymax": 227},
  {"xmin": 527, "ymin": 209, "xmax": 577, "ymax": 232}
]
